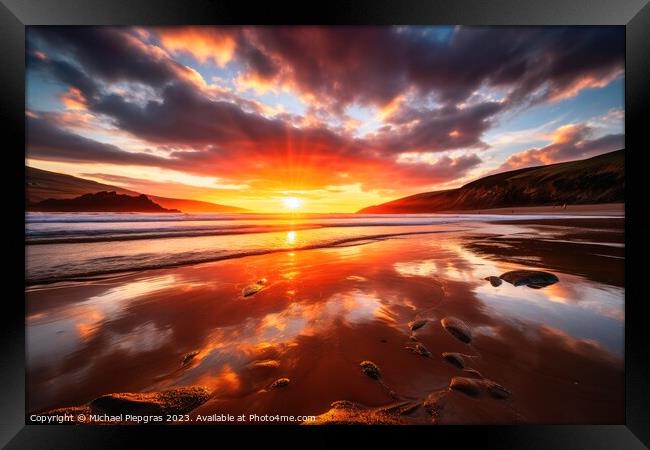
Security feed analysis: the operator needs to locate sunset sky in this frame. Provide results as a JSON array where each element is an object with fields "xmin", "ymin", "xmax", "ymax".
[{"xmin": 26, "ymin": 26, "xmax": 624, "ymax": 212}]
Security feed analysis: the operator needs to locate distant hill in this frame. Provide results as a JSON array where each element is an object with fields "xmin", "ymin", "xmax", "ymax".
[
  {"xmin": 146, "ymin": 196, "xmax": 245, "ymax": 214},
  {"xmin": 358, "ymin": 150, "xmax": 624, "ymax": 214},
  {"xmin": 26, "ymin": 166, "xmax": 248, "ymax": 213},
  {"xmin": 29, "ymin": 191, "xmax": 180, "ymax": 213}
]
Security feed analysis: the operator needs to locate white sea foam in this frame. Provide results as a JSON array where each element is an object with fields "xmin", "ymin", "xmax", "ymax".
[{"xmin": 25, "ymin": 212, "xmax": 621, "ymax": 284}]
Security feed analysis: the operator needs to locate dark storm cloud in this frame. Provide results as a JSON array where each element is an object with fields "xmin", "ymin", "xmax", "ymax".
[
  {"xmin": 27, "ymin": 26, "xmax": 623, "ymax": 155},
  {"xmin": 92, "ymin": 82, "xmax": 294, "ymax": 146},
  {"xmin": 27, "ymin": 52, "xmax": 99, "ymax": 98},
  {"xmin": 30, "ymin": 55, "xmax": 500, "ymax": 159},
  {"xmin": 27, "ymin": 115, "xmax": 166, "ymax": 166},
  {"xmin": 239, "ymin": 43, "xmax": 280, "ymax": 80},
  {"xmin": 378, "ymin": 102, "xmax": 504, "ymax": 152},
  {"xmin": 89, "ymin": 81, "xmax": 380, "ymax": 172},
  {"xmin": 236, "ymin": 26, "xmax": 623, "ymax": 108},
  {"xmin": 29, "ymin": 27, "xmax": 184, "ymax": 88}
]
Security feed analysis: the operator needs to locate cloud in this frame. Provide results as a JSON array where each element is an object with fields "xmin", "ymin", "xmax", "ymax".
[
  {"xmin": 498, "ymin": 123, "xmax": 624, "ymax": 171},
  {"xmin": 25, "ymin": 26, "xmax": 625, "ymax": 197},
  {"xmin": 227, "ymin": 26, "xmax": 623, "ymax": 111},
  {"xmin": 27, "ymin": 111, "xmax": 482, "ymax": 192},
  {"xmin": 27, "ymin": 50, "xmax": 99, "ymax": 98},
  {"xmin": 395, "ymin": 152, "xmax": 483, "ymax": 185},
  {"xmin": 377, "ymin": 102, "xmax": 504, "ymax": 152},
  {"xmin": 157, "ymin": 26, "xmax": 236, "ymax": 66},
  {"xmin": 26, "ymin": 115, "xmax": 167, "ymax": 166},
  {"xmin": 29, "ymin": 27, "xmax": 188, "ymax": 88}
]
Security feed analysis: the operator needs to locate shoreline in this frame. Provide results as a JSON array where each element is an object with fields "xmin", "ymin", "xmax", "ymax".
[
  {"xmin": 25, "ymin": 228, "xmax": 468, "ymax": 286},
  {"xmin": 26, "ymin": 212, "xmax": 623, "ymax": 287},
  {"xmin": 25, "ymin": 202, "xmax": 625, "ymax": 217},
  {"xmin": 404, "ymin": 203, "xmax": 624, "ymax": 217}
]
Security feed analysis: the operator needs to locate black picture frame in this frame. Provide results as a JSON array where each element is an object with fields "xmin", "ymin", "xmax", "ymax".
[{"xmin": 2, "ymin": 0, "xmax": 648, "ymax": 448}]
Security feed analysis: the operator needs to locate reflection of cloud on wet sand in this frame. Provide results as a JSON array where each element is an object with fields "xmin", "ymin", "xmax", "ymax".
[
  {"xmin": 469, "ymin": 321, "xmax": 623, "ymax": 423},
  {"xmin": 26, "ymin": 220, "xmax": 624, "ymax": 423}
]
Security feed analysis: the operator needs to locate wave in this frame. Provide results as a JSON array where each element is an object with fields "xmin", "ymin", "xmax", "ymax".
[
  {"xmin": 25, "ymin": 213, "xmax": 617, "ymax": 245},
  {"xmin": 25, "ymin": 221, "xmax": 460, "ymax": 245},
  {"xmin": 25, "ymin": 212, "xmax": 434, "ymax": 224},
  {"xmin": 26, "ymin": 223, "xmax": 316, "ymax": 245},
  {"xmin": 25, "ymin": 228, "xmax": 462, "ymax": 285}
]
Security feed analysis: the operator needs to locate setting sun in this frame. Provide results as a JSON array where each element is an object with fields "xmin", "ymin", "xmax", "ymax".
[{"xmin": 282, "ymin": 197, "xmax": 303, "ymax": 210}]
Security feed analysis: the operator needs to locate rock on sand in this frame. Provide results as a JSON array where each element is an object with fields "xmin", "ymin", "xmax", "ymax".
[
  {"xmin": 499, "ymin": 270, "xmax": 559, "ymax": 289},
  {"xmin": 441, "ymin": 317, "xmax": 472, "ymax": 344},
  {"xmin": 90, "ymin": 387, "xmax": 211, "ymax": 415}
]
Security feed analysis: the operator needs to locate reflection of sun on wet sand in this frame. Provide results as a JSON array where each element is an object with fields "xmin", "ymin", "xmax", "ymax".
[{"xmin": 27, "ymin": 218, "xmax": 624, "ymax": 425}]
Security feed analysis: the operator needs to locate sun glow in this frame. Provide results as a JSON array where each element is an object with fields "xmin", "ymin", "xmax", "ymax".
[{"xmin": 282, "ymin": 197, "xmax": 303, "ymax": 210}]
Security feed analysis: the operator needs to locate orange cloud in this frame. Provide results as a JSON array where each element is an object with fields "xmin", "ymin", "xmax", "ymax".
[
  {"xmin": 235, "ymin": 71, "xmax": 278, "ymax": 95},
  {"xmin": 498, "ymin": 123, "xmax": 623, "ymax": 172},
  {"xmin": 547, "ymin": 69, "xmax": 623, "ymax": 103},
  {"xmin": 378, "ymin": 94, "xmax": 406, "ymax": 120},
  {"xmin": 60, "ymin": 87, "xmax": 87, "ymax": 111},
  {"xmin": 550, "ymin": 123, "xmax": 586, "ymax": 144},
  {"xmin": 158, "ymin": 27, "xmax": 236, "ymax": 67}
]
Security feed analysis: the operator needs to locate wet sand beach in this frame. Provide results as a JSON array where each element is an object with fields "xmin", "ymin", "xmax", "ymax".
[{"xmin": 26, "ymin": 217, "xmax": 624, "ymax": 424}]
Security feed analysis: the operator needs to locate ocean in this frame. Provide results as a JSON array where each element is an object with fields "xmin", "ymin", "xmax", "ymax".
[{"xmin": 26, "ymin": 212, "xmax": 618, "ymax": 285}]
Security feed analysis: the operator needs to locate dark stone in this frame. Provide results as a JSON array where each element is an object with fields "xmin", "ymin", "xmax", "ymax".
[
  {"xmin": 442, "ymin": 352, "xmax": 465, "ymax": 369},
  {"xmin": 441, "ymin": 317, "xmax": 472, "ymax": 344},
  {"xmin": 360, "ymin": 360, "xmax": 381, "ymax": 379},
  {"xmin": 484, "ymin": 276, "xmax": 502, "ymax": 287},
  {"xmin": 182, "ymin": 351, "xmax": 199, "ymax": 366},
  {"xmin": 269, "ymin": 378, "xmax": 290, "ymax": 389},
  {"xmin": 408, "ymin": 343, "xmax": 432, "ymax": 358},
  {"xmin": 242, "ymin": 284, "xmax": 264, "ymax": 297},
  {"xmin": 449, "ymin": 377, "xmax": 481, "ymax": 397},
  {"xmin": 408, "ymin": 319, "xmax": 428, "ymax": 331},
  {"xmin": 499, "ymin": 270, "xmax": 559, "ymax": 289},
  {"xmin": 482, "ymin": 380, "xmax": 512, "ymax": 399}
]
